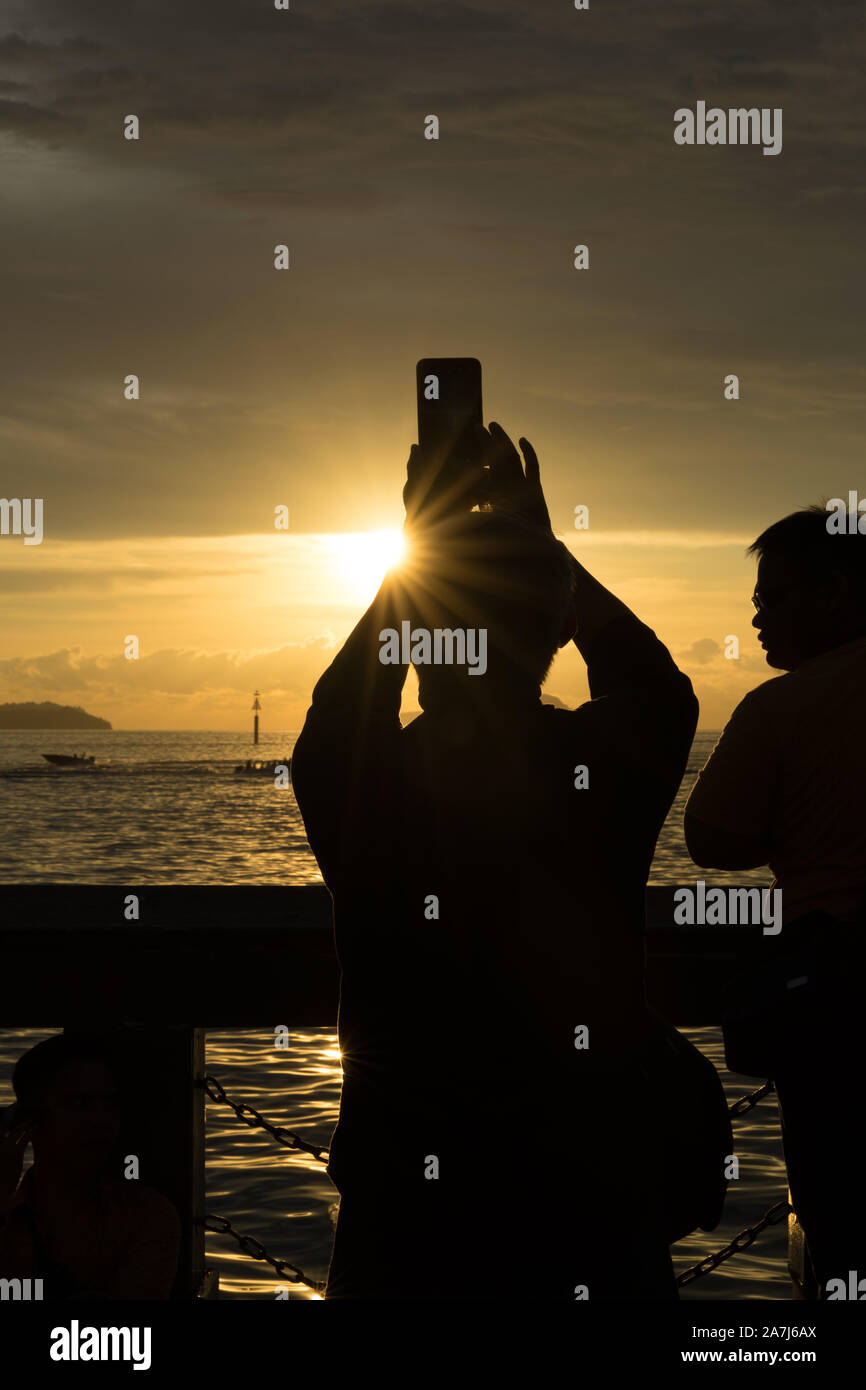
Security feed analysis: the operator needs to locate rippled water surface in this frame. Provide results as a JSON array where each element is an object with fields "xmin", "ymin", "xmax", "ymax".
[
  {"xmin": 0, "ymin": 730, "xmax": 790, "ymax": 1298},
  {"xmin": 0, "ymin": 731, "xmax": 316, "ymax": 885}
]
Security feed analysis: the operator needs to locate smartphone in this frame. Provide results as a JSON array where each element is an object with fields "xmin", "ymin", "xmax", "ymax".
[{"xmin": 416, "ymin": 357, "xmax": 484, "ymax": 484}]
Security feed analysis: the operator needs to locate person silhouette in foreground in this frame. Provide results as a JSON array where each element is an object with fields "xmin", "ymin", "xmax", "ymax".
[
  {"xmin": 684, "ymin": 504, "xmax": 866, "ymax": 1297},
  {"xmin": 292, "ymin": 421, "xmax": 722, "ymax": 1300},
  {"xmin": 0, "ymin": 1034, "xmax": 180, "ymax": 1299}
]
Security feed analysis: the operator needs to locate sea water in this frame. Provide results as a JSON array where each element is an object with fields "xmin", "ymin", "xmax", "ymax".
[{"xmin": 0, "ymin": 730, "xmax": 788, "ymax": 1299}]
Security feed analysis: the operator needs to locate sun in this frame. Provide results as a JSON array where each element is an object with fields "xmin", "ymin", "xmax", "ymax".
[{"xmin": 327, "ymin": 529, "xmax": 407, "ymax": 601}]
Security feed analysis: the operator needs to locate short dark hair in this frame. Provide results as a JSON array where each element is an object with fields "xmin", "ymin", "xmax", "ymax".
[
  {"xmin": 13, "ymin": 1033, "xmax": 117, "ymax": 1111},
  {"xmin": 410, "ymin": 510, "xmax": 575, "ymax": 685},
  {"xmin": 748, "ymin": 503, "xmax": 866, "ymax": 602}
]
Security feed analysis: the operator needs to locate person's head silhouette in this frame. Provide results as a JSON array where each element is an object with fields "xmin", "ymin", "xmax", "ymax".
[
  {"xmin": 398, "ymin": 509, "xmax": 577, "ymax": 720},
  {"xmin": 749, "ymin": 504, "xmax": 866, "ymax": 670},
  {"xmin": 13, "ymin": 1034, "xmax": 122, "ymax": 1179}
]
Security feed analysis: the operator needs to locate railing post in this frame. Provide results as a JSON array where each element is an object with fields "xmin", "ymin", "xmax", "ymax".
[
  {"xmin": 787, "ymin": 1190, "xmax": 819, "ymax": 1300},
  {"xmin": 68, "ymin": 1024, "xmax": 208, "ymax": 1299}
]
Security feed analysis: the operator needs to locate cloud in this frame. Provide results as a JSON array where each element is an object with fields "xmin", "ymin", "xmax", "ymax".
[
  {"xmin": 0, "ymin": 34, "xmax": 107, "ymax": 64},
  {"xmin": 0, "ymin": 638, "xmax": 340, "ymax": 705},
  {"xmin": 683, "ymin": 637, "xmax": 721, "ymax": 664},
  {"xmin": 0, "ymin": 0, "xmax": 862, "ymax": 611},
  {"xmin": 0, "ymin": 629, "xmax": 356, "ymax": 729},
  {"xmin": 561, "ymin": 531, "xmax": 746, "ymax": 550},
  {"xmin": 0, "ymin": 95, "xmax": 64, "ymax": 132},
  {"xmin": 2, "ymin": 1, "xmax": 861, "ymax": 206}
]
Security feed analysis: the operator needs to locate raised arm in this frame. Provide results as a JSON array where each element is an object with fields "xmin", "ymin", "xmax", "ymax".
[
  {"xmin": 568, "ymin": 551, "xmax": 695, "ymax": 710},
  {"xmin": 290, "ymin": 569, "xmax": 409, "ymax": 886},
  {"xmin": 569, "ymin": 560, "xmax": 699, "ymax": 788},
  {"xmin": 476, "ymin": 421, "xmax": 698, "ymax": 761},
  {"xmin": 568, "ymin": 561, "xmax": 698, "ymax": 810},
  {"xmin": 292, "ymin": 429, "xmax": 495, "ymax": 880}
]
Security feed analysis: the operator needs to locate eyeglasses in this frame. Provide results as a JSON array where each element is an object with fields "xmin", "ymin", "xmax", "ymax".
[{"xmin": 751, "ymin": 584, "xmax": 797, "ymax": 614}]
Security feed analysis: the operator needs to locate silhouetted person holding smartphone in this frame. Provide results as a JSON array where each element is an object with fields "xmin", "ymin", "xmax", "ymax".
[
  {"xmin": 685, "ymin": 504, "xmax": 866, "ymax": 1297},
  {"xmin": 0, "ymin": 1034, "xmax": 180, "ymax": 1299},
  {"xmin": 293, "ymin": 418, "xmax": 727, "ymax": 1300}
]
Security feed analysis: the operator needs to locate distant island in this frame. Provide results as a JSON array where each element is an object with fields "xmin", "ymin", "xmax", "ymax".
[{"xmin": 0, "ymin": 702, "xmax": 112, "ymax": 730}]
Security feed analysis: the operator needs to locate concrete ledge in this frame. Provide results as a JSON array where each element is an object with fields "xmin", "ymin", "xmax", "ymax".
[{"xmin": 0, "ymin": 884, "xmax": 781, "ymax": 1023}]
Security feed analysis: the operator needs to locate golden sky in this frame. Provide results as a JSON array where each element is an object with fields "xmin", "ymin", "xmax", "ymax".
[
  {"xmin": 0, "ymin": 525, "xmax": 782, "ymax": 729},
  {"xmin": 0, "ymin": 1, "xmax": 862, "ymax": 729}
]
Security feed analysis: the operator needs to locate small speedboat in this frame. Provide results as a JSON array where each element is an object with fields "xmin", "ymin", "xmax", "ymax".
[
  {"xmin": 42, "ymin": 753, "xmax": 95, "ymax": 766},
  {"xmin": 234, "ymin": 757, "xmax": 292, "ymax": 776}
]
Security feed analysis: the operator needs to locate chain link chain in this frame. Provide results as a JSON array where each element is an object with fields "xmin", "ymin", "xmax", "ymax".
[
  {"xmin": 728, "ymin": 1078, "xmax": 774, "ymax": 1119},
  {"xmin": 201, "ymin": 1071, "xmax": 783, "ymax": 1290},
  {"xmin": 203, "ymin": 1213, "xmax": 327, "ymax": 1295},
  {"xmin": 676, "ymin": 1200, "xmax": 791, "ymax": 1287},
  {"xmin": 200, "ymin": 1074, "xmax": 330, "ymax": 1162}
]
